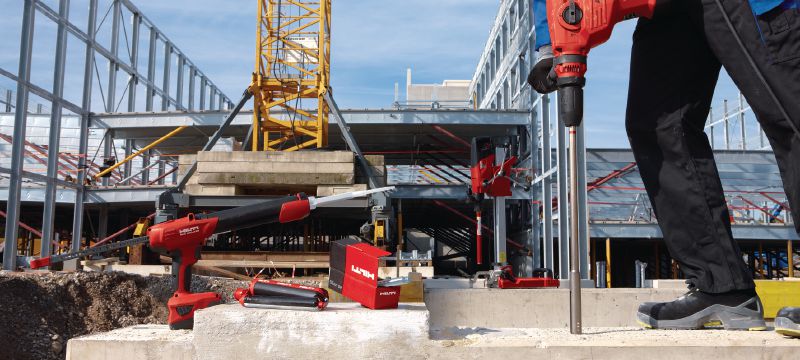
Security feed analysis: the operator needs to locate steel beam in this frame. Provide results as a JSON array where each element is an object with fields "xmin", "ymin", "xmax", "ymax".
[
  {"xmin": 3, "ymin": 0, "xmax": 35, "ymax": 270},
  {"xmin": 41, "ymin": 0, "xmax": 71, "ymax": 264}
]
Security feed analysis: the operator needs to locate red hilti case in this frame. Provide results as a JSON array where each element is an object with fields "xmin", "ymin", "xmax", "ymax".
[{"xmin": 329, "ymin": 239, "xmax": 401, "ymax": 309}]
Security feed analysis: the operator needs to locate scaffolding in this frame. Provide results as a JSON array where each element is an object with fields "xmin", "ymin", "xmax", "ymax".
[{"xmin": 252, "ymin": 0, "xmax": 331, "ymax": 152}]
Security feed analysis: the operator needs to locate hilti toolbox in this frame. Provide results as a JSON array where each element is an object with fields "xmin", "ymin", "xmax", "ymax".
[{"xmin": 329, "ymin": 238, "xmax": 401, "ymax": 309}]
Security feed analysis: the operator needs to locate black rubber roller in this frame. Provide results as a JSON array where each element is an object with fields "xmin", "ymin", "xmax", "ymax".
[
  {"xmin": 252, "ymin": 281, "xmax": 321, "ymax": 299},
  {"xmin": 242, "ymin": 295, "xmax": 322, "ymax": 309}
]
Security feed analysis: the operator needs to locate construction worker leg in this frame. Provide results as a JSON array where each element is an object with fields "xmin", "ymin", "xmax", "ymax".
[
  {"xmin": 625, "ymin": 1, "xmax": 755, "ymax": 293},
  {"xmin": 700, "ymin": 0, "xmax": 800, "ymax": 233}
]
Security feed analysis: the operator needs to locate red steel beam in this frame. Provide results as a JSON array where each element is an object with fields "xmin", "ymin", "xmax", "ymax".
[
  {"xmin": 431, "ymin": 125, "xmax": 471, "ymax": 148},
  {"xmin": 92, "ymin": 213, "xmax": 156, "ymax": 247}
]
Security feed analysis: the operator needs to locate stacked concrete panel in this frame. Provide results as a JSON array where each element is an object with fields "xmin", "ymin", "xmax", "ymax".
[{"xmin": 178, "ymin": 151, "xmax": 384, "ymax": 196}]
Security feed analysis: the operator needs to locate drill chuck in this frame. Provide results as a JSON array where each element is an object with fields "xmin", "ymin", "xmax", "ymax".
[{"xmin": 558, "ymin": 85, "xmax": 584, "ymax": 127}]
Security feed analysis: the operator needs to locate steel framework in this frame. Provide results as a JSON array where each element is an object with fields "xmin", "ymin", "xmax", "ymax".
[
  {"xmin": 1, "ymin": 0, "xmax": 231, "ymax": 270},
  {"xmin": 252, "ymin": 0, "xmax": 331, "ymax": 152}
]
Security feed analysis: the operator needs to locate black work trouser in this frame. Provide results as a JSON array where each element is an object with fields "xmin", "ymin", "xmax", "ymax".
[{"xmin": 626, "ymin": 0, "xmax": 800, "ymax": 293}]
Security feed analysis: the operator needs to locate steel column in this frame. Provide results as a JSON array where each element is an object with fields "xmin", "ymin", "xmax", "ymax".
[
  {"xmin": 723, "ymin": 100, "xmax": 730, "ymax": 150},
  {"xmin": 528, "ymin": 95, "xmax": 541, "ymax": 271},
  {"xmin": 127, "ymin": 12, "xmax": 140, "ymax": 113},
  {"xmin": 4, "ymin": 90, "xmax": 11, "ymax": 112},
  {"xmin": 199, "ymin": 77, "xmax": 206, "ymax": 110},
  {"xmin": 41, "ymin": 0, "xmax": 71, "ymax": 265},
  {"xmin": 141, "ymin": 149, "xmax": 150, "ymax": 184},
  {"xmin": 157, "ymin": 153, "xmax": 166, "ymax": 185},
  {"xmin": 123, "ymin": 139, "xmax": 133, "ymax": 183},
  {"xmin": 101, "ymin": 130, "xmax": 113, "ymax": 186},
  {"xmin": 494, "ymin": 197, "xmax": 507, "ymax": 268},
  {"xmin": 541, "ymin": 93, "xmax": 554, "ymax": 270},
  {"xmin": 106, "ymin": 0, "xmax": 121, "ymax": 112},
  {"xmin": 145, "ymin": 28, "xmax": 156, "ymax": 111},
  {"xmin": 739, "ymin": 93, "xmax": 747, "ymax": 150},
  {"xmin": 3, "ymin": 0, "xmax": 36, "ymax": 270},
  {"xmin": 187, "ymin": 67, "xmax": 195, "ymax": 110},
  {"xmin": 161, "ymin": 42, "xmax": 171, "ymax": 111},
  {"xmin": 72, "ymin": 0, "xmax": 98, "ymax": 255},
  {"xmin": 176, "ymin": 56, "xmax": 184, "ymax": 109}
]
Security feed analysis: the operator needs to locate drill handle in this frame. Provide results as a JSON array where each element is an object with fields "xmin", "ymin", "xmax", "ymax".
[{"xmin": 171, "ymin": 246, "xmax": 200, "ymax": 293}]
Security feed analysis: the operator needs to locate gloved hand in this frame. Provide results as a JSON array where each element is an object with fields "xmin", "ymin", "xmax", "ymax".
[{"xmin": 527, "ymin": 45, "xmax": 558, "ymax": 94}]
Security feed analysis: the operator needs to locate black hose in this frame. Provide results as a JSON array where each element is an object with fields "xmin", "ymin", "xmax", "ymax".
[{"xmin": 712, "ymin": 0, "xmax": 800, "ymax": 139}]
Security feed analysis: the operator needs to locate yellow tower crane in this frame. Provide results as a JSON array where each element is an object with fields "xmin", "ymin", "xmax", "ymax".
[{"xmin": 252, "ymin": 0, "xmax": 331, "ymax": 152}]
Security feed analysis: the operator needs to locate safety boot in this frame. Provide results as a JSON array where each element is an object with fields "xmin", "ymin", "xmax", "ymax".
[
  {"xmin": 775, "ymin": 307, "xmax": 800, "ymax": 338},
  {"xmin": 637, "ymin": 288, "xmax": 767, "ymax": 330}
]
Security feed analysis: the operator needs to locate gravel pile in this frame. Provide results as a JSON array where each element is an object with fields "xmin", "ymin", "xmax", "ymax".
[{"xmin": 0, "ymin": 271, "xmax": 245, "ymax": 360}]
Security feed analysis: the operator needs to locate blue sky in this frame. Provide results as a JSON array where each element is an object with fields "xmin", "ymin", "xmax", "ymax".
[{"xmin": 0, "ymin": 0, "xmax": 742, "ymax": 148}]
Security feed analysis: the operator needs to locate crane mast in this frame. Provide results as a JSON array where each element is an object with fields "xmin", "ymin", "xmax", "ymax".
[{"xmin": 253, "ymin": 0, "xmax": 331, "ymax": 151}]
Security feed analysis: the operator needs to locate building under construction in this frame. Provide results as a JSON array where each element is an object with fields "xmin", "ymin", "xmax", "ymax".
[{"xmin": 1, "ymin": 1, "xmax": 798, "ymax": 359}]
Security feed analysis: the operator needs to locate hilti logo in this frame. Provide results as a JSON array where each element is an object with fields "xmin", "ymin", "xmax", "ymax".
[
  {"xmin": 179, "ymin": 226, "xmax": 200, "ymax": 236},
  {"xmin": 351, "ymin": 265, "xmax": 375, "ymax": 280},
  {"xmin": 379, "ymin": 291, "xmax": 397, "ymax": 296}
]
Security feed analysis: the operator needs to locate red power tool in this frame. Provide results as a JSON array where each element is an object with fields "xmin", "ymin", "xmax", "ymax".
[
  {"xmin": 544, "ymin": 0, "xmax": 657, "ymax": 334},
  {"xmin": 31, "ymin": 186, "xmax": 395, "ymax": 329},
  {"xmin": 546, "ymin": 0, "xmax": 656, "ymax": 127}
]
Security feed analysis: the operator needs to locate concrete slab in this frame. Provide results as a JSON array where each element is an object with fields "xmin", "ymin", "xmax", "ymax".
[
  {"xmin": 192, "ymin": 303, "xmax": 430, "ymax": 359},
  {"xmin": 425, "ymin": 288, "xmax": 686, "ymax": 329},
  {"xmin": 428, "ymin": 327, "xmax": 800, "ymax": 359},
  {"xmin": 66, "ymin": 325, "xmax": 193, "ymax": 360}
]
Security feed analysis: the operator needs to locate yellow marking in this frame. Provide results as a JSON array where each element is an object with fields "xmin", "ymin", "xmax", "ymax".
[
  {"xmin": 755, "ymin": 280, "xmax": 800, "ymax": 319},
  {"xmin": 748, "ymin": 326, "xmax": 767, "ymax": 331},
  {"xmin": 419, "ymin": 169, "xmax": 443, "ymax": 184},
  {"xmin": 775, "ymin": 328, "xmax": 800, "ymax": 337},
  {"xmin": 703, "ymin": 321, "xmax": 722, "ymax": 327},
  {"xmin": 637, "ymin": 320, "xmax": 653, "ymax": 329}
]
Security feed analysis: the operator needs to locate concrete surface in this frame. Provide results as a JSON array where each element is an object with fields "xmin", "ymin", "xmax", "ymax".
[
  {"xmin": 66, "ymin": 325, "xmax": 193, "ymax": 360},
  {"xmin": 427, "ymin": 327, "xmax": 800, "ymax": 359},
  {"xmin": 192, "ymin": 303, "xmax": 430, "ymax": 359},
  {"xmin": 425, "ymin": 288, "xmax": 686, "ymax": 329},
  {"xmin": 66, "ymin": 321, "xmax": 800, "ymax": 360}
]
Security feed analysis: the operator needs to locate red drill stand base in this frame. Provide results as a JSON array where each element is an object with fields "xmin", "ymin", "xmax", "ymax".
[
  {"xmin": 168, "ymin": 292, "xmax": 222, "ymax": 330},
  {"xmin": 496, "ymin": 266, "xmax": 560, "ymax": 289}
]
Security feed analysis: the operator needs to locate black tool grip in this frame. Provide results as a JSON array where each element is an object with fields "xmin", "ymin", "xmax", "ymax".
[{"xmin": 558, "ymin": 85, "xmax": 584, "ymax": 127}]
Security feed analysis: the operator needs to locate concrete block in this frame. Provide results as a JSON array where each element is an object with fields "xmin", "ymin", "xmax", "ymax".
[
  {"xmin": 196, "ymin": 172, "xmax": 354, "ymax": 186},
  {"xmin": 424, "ymin": 288, "xmax": 686, "ymax": 329},
  {"xmin": 196, "ymin": 151, "xmax": 353, "ymax": 163},
  {"xmin": 106, "ymin": 265, "xmax": 172, "ymax": 276},
  {"xmin": 178, "ymin": 154, "xmax": 196, "ymax": 166},
  {"xmin": 197, "ymin": 161, "xmax": 353, "ymax": 174},
  {"xmin": 66, "ymin": 325, "xmax": 194, "ymax": 360},
  {"xmin": 192, "ymin": 303, "xmax": 429, "ymax": 359},
  {"xmin": 184, "ymin": 184, "xmax": 242, "ymax": 196},
  {"xmin": 316, "ymin": 184, "xmax": 367, "ymax": 197},
  {"xmin": 364, "ymin": 154, "xmax": 385, "ymax": 166}
]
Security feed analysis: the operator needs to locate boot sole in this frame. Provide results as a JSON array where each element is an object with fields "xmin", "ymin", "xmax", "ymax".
[
  {"xmin": 637, "ymin": 297, "xmax": 766, "ymax": 331},
  {"xmin": 775, "ymin": 317, "xmax": 800, "ymax": 338}
]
